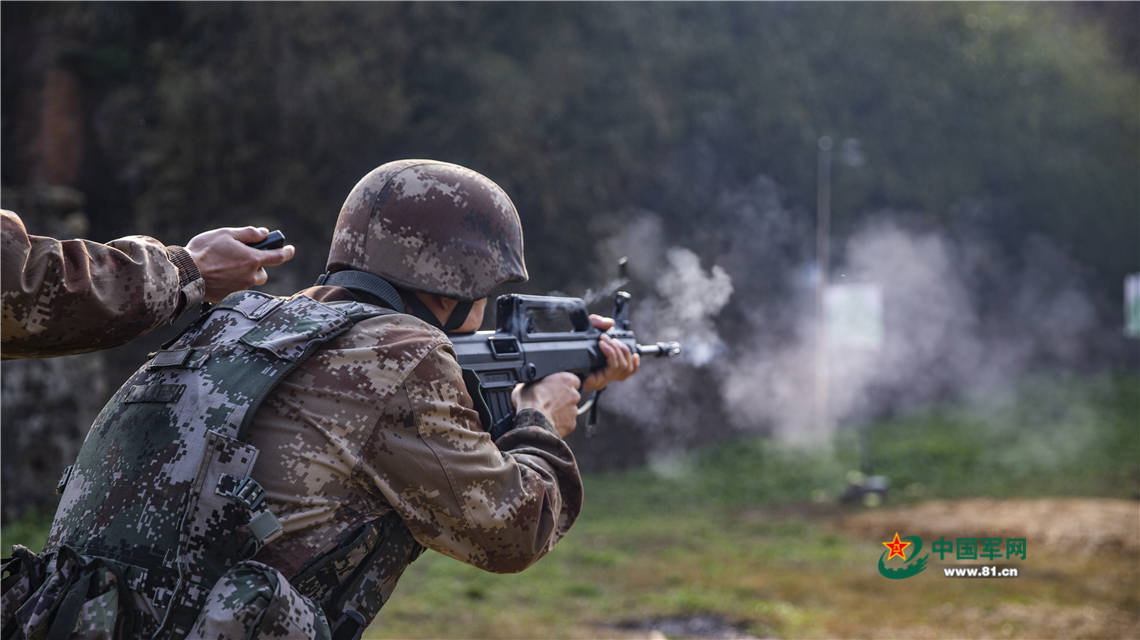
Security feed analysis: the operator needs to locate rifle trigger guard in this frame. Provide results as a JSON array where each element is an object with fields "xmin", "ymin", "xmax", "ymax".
[
  {"xmin": 579, "ymin": 389, "xmax": 603, "ymax": 437},
  {"xmin": 577, "ymin": 395, "xmax": 595, "ymax": 417}
]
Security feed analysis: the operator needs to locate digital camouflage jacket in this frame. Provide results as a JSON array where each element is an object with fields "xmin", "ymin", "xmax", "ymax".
[
  {"xmin": 249, "ymin": 286, "xmax": 582, "ymax": 581},
  {"xmin": 1, "ymin": 210, "xmax": 204, "ymax": 360}
]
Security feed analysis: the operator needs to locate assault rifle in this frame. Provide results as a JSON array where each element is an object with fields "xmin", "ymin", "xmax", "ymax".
[
  {"xmin": 248, "ymin": 235, "xmax": 677, "ymax": 439},
  {"xmin": 451, "ymin": 292, "xmax": 681, "ymax": 439}
]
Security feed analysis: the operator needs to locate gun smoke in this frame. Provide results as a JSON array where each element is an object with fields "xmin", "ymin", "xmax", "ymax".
[{"xmin": 592, "ymin": 175, "xmax": 1122, "ymax": 465}]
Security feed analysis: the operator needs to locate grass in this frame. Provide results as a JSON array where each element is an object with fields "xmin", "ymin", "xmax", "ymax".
[
  {"xmin": 370, "ymin": 505, "xmax": 1138, "ymax": 639},
  {"xmin": 4, "ymin": 374, "xmax": 1137, "ymax": 638},
  {"xmin": 0, "ymin": 508, "xmax": 53, "ymax": 556},
  {"xmin": 371, "ymin": 509, "xmax": 866, "ymax": 639},
  {"xmin": 863, "ymin": 374, "xmax": 1140, "ymax": 501},
  {"xmin": 366, "ymin": 374, "xmax": 1138, "ymax": 638}
]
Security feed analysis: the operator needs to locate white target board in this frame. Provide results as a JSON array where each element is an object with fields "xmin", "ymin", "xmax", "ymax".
[
  {"xmin": 1127, "ymin": 273, "xmax": 1140, "ymax": 338},
  {"xmin": 826, "ymin": 283, "xmax": 883, "ymax": 349}
]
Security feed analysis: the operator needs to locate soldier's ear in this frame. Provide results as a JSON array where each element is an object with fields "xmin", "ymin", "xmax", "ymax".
[{"xmin": 436, "ymin": 295, "xmax": 460, "ymax": 314}]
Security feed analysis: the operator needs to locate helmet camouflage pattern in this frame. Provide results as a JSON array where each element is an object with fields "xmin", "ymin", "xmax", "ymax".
[{"xmin": 327, "ymin": 160, "xmax": 528, "ymax": 301}]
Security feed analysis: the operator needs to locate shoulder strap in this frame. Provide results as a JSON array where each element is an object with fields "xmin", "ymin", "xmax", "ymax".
[{"xmin": 47, "ymin": 291, "xmax": 398, "ymax": 638}]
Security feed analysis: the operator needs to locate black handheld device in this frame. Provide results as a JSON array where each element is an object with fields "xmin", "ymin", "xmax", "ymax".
[{"xmin": 247, "ymin": 230, "xmax": 286, "ymax": 250}]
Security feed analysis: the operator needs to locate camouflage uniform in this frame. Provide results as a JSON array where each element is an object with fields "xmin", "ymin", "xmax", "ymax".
[
  {"xmin": 3, "ymin": 161, "xmax": 581, "ymax": 639},
  {"xmin": 248, "ymin": 286, "xmax": 580, "ymax": 580},
  {"xmin": 6, "ymin": 285, "xmax": 579, "ymax": 639},
  {"xmin": 1, "ymin": 210, "xmax": 205, "ymax": 360}
]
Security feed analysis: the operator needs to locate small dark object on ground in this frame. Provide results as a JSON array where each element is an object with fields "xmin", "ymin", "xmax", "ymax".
[{"xmin": 616, "ymin": 615, "xmax": 758, "ymax": 639}]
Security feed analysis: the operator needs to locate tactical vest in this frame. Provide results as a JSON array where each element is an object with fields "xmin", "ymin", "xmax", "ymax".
[{"xmin": 38, "ymin": 291, "xmax": 421, "ymax": 639}]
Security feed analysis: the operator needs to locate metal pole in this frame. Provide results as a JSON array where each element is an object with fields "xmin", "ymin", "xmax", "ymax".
[{"xmin": 816, "ymin": 136, "xmax": 832, "ymax": 437}]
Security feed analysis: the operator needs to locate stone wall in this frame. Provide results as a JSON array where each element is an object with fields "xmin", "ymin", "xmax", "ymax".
[{"xmin": 1, "ymin": 352, "xmax": 105, "ymax": 524}]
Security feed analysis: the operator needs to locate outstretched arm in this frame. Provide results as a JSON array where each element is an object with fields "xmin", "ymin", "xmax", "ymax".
[{"xmin": 1, "ymin": 211, "xmax": 294, "ymax": 359}]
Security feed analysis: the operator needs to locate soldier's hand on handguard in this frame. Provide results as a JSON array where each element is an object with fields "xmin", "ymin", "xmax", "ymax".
[
  {"xmin": 512, "ymin": 372, "xmax": 582, "ymax": 438},
  {"xmin": 187, "ymin": 227, "xmax": 296, "ymax": 303},
  {"xmin": 581, "ymin": 315, "xmax": 640, "ymax": 393}
]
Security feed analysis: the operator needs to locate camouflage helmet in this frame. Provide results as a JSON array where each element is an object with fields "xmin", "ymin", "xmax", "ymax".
[{"xmin": 326, "ymin": 159, "xmax": 528, "ymax": 301}]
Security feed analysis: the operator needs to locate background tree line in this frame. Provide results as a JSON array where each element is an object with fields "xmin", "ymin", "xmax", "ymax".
[
  {"xmin": 4, "ymin": 3, "xmax": 1136, "ymax": 298},
  {"xmin": 2, "ymin": 2, "xmax": 1137, "ymax": 518}
]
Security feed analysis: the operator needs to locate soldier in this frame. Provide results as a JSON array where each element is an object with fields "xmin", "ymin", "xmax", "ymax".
[
  {"xmin": 1, "ymin": 209, "xmax": 296, "ymax": 359},
  {"xmin": 3, "ymin": 160, "xmax": 638, "ymax": 639}
]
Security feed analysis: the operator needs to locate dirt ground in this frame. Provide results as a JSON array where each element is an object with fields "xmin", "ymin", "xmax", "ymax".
[
  {"xmin": 618, "ymin": 498, "xmax": 1140, "ymax": 640},
  {"xmin": 825, "ymin": 498, "xmax": 1140, "ymax": 640},
  {"xmin": 832, "ymin": 497, "xmax": 1140, "ymax": 555}
]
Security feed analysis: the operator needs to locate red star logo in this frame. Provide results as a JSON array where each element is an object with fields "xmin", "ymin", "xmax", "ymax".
[{"xmin": 883, "ymin": 532, "xmax": 910, "ymax": 561}]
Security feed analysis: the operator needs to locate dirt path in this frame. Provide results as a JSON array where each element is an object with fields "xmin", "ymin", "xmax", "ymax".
[
  {"xmin": 831, "ymin": 497, "xmax": 1140, "ymax": 554},
  {"xmin": 608, "ymin": 499, "xmax": 1140, "ymax": 640}
]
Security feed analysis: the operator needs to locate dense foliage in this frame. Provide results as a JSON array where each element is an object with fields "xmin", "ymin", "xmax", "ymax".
[{"xmin": 3, "ymin": 2, "xmax": 1136, "ymax": 301}]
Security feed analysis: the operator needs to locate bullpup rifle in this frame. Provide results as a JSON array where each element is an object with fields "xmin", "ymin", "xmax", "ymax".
[{"xmin": 451, "ymin": 291, "xmax": 681, "ymax": 439}]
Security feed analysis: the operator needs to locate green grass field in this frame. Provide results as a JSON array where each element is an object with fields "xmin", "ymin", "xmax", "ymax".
[
  {"xmin": 4, "ymin": 375, "xmax": 1137, "ymax": 638},
  {"xmin": 370, "ymin": 498, "xmax": 1137, "ymax": 639},
  {"xmin": 366, "ymin": 375, "xmax": 1138, "ymax": 639}
]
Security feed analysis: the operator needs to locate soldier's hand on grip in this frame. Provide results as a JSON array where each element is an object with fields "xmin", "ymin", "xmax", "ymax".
[{"xmin": 511, "ymin": 372, "xmax": 582, "ymax": 438}]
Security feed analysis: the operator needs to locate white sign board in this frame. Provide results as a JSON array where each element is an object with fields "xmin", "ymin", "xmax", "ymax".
[
  {"xmin": 826, "ymin": 283, "xmax": 884, "ymax": 349},
  {"xmin": 1127, "ymin": 273, "xmax": 1140, "ymax": 338}
]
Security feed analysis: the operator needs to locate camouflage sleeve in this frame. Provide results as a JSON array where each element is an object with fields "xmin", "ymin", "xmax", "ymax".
[
  {"xmin": 363, "ymin": 343, "xmax": 583, "ymax": 574},
  {"xmin": 0, "ymin": 210, "xmax": 205, "ymax": 359}
]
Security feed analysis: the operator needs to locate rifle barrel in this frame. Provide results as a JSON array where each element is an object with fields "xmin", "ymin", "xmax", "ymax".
[{"xmin": 637, "ymin": 342, "xmax": 682, "ymax": 358}]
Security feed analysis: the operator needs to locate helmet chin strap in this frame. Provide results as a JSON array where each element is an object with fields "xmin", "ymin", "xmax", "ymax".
[
  {"xmin": 394, "ymin": 291, "xmax": 474, "ymax": 332},
  {"xmin": 442, "ymin": 299, "xmax": 475, "ymax": 332},
  {"xmin": 316, "ymin": 270, "xmax": 474, "ymax": 333}
]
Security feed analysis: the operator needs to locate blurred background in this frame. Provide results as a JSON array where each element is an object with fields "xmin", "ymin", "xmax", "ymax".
[{"xmin": 2, "ymin": 3, "xmax": 1137, "ymax": 638}]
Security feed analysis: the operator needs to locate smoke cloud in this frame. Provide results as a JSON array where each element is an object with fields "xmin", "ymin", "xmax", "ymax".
[{"xmin": 592, "ymin": 175, "xmax": 1118, "ymax": 459}]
